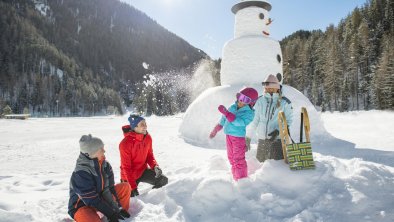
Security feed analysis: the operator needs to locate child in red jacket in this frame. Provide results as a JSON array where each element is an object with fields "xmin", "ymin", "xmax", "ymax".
[{"xmin": 119, "ymin": 115, "xmax": 168, "ymax": 197}]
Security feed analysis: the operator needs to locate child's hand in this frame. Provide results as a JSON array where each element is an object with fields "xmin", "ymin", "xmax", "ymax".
[
  {"xmin": 209, "ymin": 124, "xmax": 223, "ymax": 138},
  {"xmin": 154, "ymin": 166, "xmax": 163, "ymax": 178},
  {"xmin": 218, "ymin": 105, "xmax": 235, "ymax": 122},
  {"xmin": 268, "ymin": 129, "xmax": 279, "ymax": 141},
  {"xmin": 246, "ymin": 137, "xmax": 251, "ymax": 151},
  {"xmin": 218, "ymin": 105, "xmax": 228, "ymax": 115},
  {"xmin": 131, "ymin": 189, "xmax": 139, "ymax": 197}
]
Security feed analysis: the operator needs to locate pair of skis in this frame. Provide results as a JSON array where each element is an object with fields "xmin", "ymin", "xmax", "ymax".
[{"xmin": 278, "ymin": 107, "xmax": 315, "ymax": 170}]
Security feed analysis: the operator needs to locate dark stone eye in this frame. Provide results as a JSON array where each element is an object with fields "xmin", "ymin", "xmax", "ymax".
[
  {"xmin": 276, "ymin": 73, "xmax": 282, "ymax": 82},
  {"xmin": 277, "ymin": 54, "xmax": 281, "ymax": 63},
  {"xmin": 259, "ymin": 13, "xmax": 264, "ymax": 20}
]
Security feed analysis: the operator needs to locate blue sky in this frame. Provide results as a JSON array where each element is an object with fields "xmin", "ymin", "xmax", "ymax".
[{"xmin": 121, "ymin": 0, "xmax": 368, "ymax": 59}]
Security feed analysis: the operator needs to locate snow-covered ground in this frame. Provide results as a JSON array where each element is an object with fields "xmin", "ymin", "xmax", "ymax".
[
  {"xmin": 0, "ymin": 111, "xmax": 393, "ymax": 222},
  {"xmin": 321, "ymin": 110, "xmax": 394, "ymax": 151}
]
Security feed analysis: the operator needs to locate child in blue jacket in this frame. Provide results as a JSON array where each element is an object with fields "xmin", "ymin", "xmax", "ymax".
[{"xmin": 209, "ymin": 87, "xmax": 258, "ymax": 180}]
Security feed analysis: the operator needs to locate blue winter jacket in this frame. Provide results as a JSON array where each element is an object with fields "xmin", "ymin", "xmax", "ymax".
[
  {"xmin": 219, "ymin": 102, "xmax": 255, "ymax": 137},
  {"xmin": 246, "ymin": 93, "xmax": 293, "ymax": 140},
  {"xmin": 68, "ymin": 153, "xmax": 120, "ymax": 219}
]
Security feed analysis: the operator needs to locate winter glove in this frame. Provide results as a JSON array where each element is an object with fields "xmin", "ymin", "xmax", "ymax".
[
  {"xmin": 209, "ymin": 124, "xmax": 223, "ymax": 139},
  {"xmin": 154, "ymin": 166, "xmax": 163, "ymax": 178},
  {"xmin": 119, "ymin": 208, "xmax": 131, "ymax": 218},
  {"xmin": 245, "ymin": 137, "xmax": 251, "ymax": 152},
  {"xmin": 131, "ymin": 188, "xmax": 139, "ymax": 197},
  {"xmin": 108, "ymin": 213, "xmax": 119, "ymax": 222},
  {"xmin": 268, "ymin": 129, "xmax": 279, "ymax": 141},
  {"xmin": 218, "ymin": 105, "xmax": 236, "ymax": 122},
  {"xmin": 101, "ymin": 187, "xmax": 121, "ymax": 213},
  {"xmin": 108, "ymin": 212, "xmax": 126, "ymax": 222}
]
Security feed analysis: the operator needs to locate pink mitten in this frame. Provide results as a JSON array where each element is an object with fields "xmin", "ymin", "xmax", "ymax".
[
  {"xmin": 225, "ymin": 112, "xmax": 235, "ymax": 122},
  {"xmin": 218, "ymin": 105, "xmax": 235, "ymax": 122},
  {"xmin": 218, "ymin": 105, "xmax": 228, "ymax": 115},
  {"xmin": 209, "ymin": 124, "xmax": 223, "ymax": 139}
]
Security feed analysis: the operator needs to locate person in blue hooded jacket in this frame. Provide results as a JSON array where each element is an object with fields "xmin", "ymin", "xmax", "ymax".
[
  {"xmin": 68, "ymin": 134, "xmax": 131, "ymax": 222},
  {"xmin": 246, "ymin": 74, "xmax": 293, "ymax": 162}
]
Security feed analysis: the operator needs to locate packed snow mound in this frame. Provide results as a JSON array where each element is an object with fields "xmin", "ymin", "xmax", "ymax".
[
  {"xmin": 179, "ymin": 84, "xmax": 337, "ymax": 149},
  {"xmin": 130, "ymin": 153, "xmax": 394, "ymax": 222}
]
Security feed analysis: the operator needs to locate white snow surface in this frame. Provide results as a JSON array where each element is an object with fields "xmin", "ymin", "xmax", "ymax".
[
  {"xmin": 0, "ymin": 112, "xmax": 393, "ymax": 221},
  {"xmin": 321, "ymin": 111, "xmax": 394, "ymax": 151}
]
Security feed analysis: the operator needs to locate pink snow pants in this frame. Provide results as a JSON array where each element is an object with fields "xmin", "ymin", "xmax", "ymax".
[{"xmin": 226, "ymin": 135, "xmax": 247, "ymax": 180}]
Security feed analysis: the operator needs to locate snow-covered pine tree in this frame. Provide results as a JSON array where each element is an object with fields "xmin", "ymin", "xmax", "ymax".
[
  {"xmin": 323, "ymin": 25, "xmax": 343, "ymax": 111},
  {"xmin": 374, "ymin": 35, "xmax": 394, "ymax": 109}
]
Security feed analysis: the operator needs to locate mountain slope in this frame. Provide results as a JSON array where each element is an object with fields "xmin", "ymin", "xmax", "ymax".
[{"xmin": 0, "ymin": 0, "xmax": 207, "ymax": 116}]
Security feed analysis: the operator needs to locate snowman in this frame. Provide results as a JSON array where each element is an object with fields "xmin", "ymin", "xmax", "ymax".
[
  {"xmin": 180, "ymin": 0, "xmax": 333, "ymax": 149},
  {"xmin": 221, "ymin": 0, "xmax": 283, "ymax": 86}
]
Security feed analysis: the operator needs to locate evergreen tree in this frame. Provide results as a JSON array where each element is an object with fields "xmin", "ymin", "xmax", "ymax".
[
  {"xmin": 374, "ymin": 35, "xmax": 394, "ymax": 109},
  {"xmin": 3, "ymin": 105, "xmax": 13, "ymax": 115}
]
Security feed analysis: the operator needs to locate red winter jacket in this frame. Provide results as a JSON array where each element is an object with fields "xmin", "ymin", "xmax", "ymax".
[{"xmin": 119, "ymin": 126, "xmax": 158, "ymax": 189}]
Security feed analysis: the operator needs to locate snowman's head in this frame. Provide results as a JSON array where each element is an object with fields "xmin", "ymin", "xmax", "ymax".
[{"xmin": 232, "ymin": 1, "xmax": 272, "ymax": 38}]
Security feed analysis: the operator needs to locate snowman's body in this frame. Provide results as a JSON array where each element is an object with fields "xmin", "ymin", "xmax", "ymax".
[
  {"xmin": 179, "ymin": 1, "xmax": 330, "ymax": 148},
  {"xmin": 221, "ymin": 36, "xmax": 283, "ymax": 85}
]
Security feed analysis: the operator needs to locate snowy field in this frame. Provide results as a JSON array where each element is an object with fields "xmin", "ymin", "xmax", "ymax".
[{"xmin": 0, "ymin": 111, "xmax": 393, "ymax": 222}]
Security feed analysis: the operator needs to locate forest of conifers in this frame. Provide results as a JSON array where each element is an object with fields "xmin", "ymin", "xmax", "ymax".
[{"xmin": 281, "ymin": 0, "xmax": 393, "ymax": 111}]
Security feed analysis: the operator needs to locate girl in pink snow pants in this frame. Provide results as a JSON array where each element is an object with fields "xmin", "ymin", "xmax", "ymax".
[{"xmin": 209, "ymin": 87, "xmax": 258, "ymax": 180}]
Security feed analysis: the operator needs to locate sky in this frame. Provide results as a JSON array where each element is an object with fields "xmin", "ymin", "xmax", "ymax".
[{"xmin": 120, "ymin": 0, "xmax": 369, "ymax": 59}]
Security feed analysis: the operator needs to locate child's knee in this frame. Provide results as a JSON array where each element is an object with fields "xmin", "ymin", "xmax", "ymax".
[
  {"xmin": 115, "ymin": 182, "xmax": 132, "ymax": 196},
  {"xmin": 153, "ymin": 176, "xmax": 168, "ymax": 188}
]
